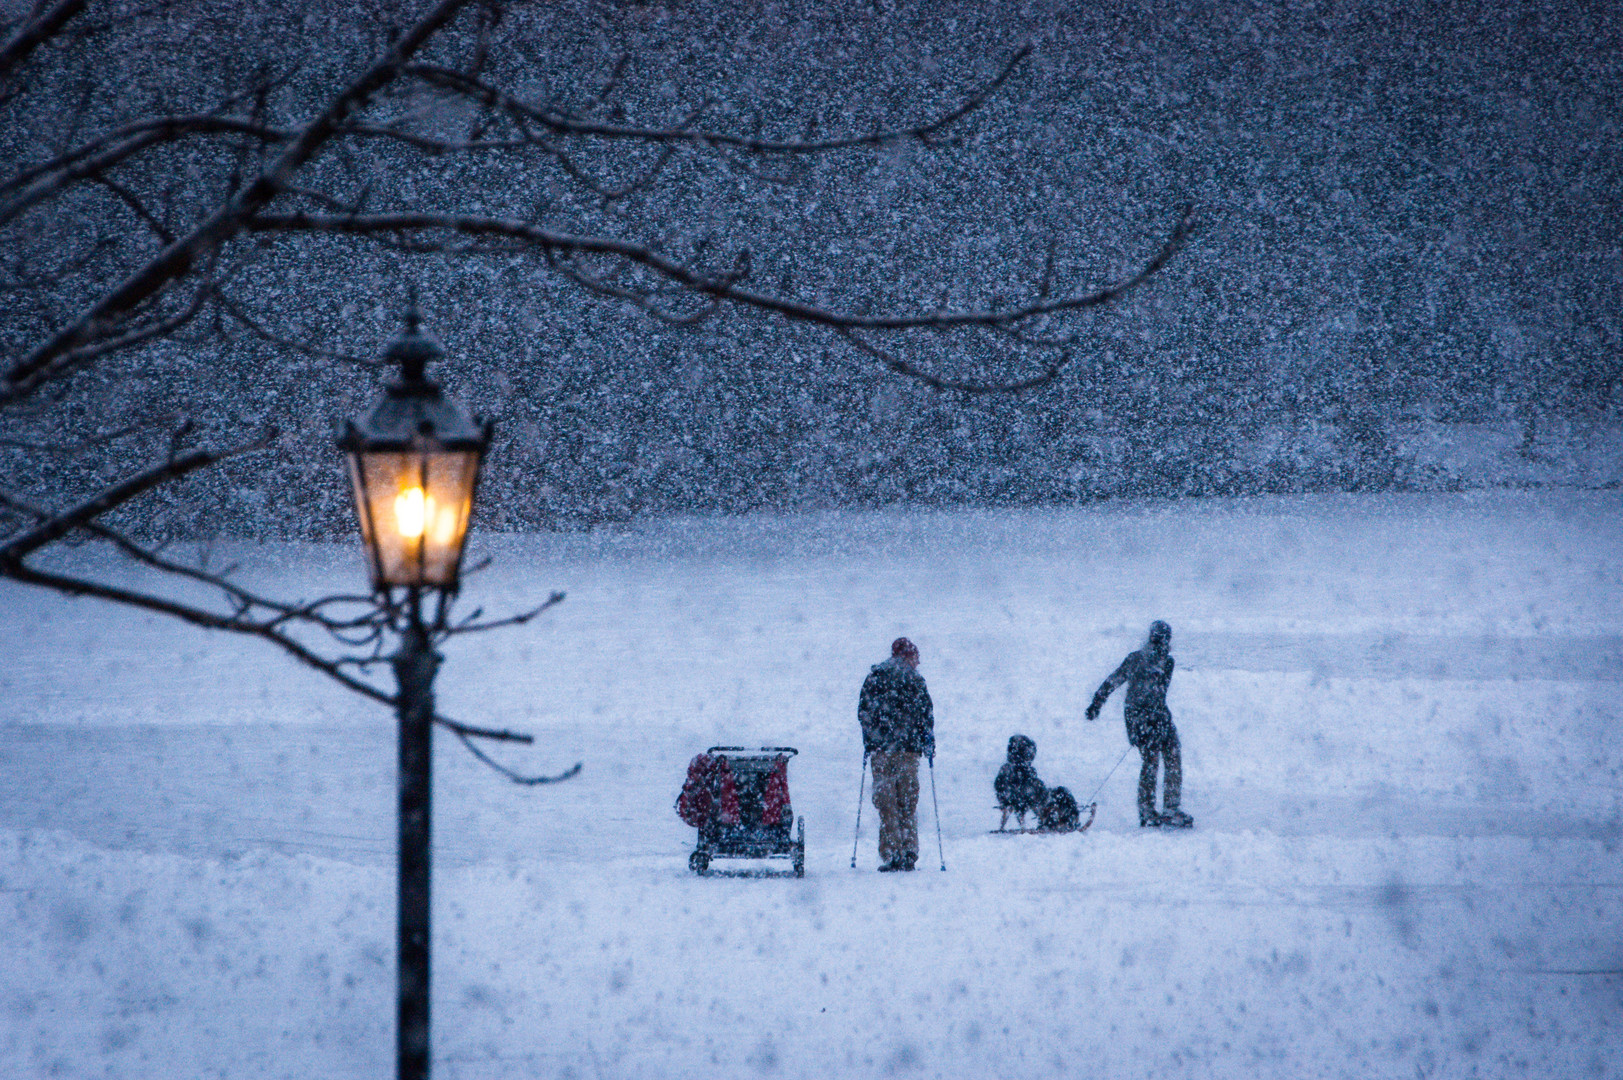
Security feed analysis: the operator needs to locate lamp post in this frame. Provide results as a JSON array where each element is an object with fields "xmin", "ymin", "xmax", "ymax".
[{"xmin": 340, "ymin": 301, "xmax": 491, "ymax": 1080}]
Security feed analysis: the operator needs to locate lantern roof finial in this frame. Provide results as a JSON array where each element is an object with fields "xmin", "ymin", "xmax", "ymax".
[
  {"xmin": 386, "ymin": 287, "xmax": 442, "ymax": 387},
  {"xmin": 342, "ymin": 290, "xmax": 490, "ymax": 454}
]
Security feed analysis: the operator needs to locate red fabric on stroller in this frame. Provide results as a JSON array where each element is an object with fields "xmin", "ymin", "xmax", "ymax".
[
  {"xmin": 760, "ymin": 758, "xmax": 791, "ymax": 826},
  {"xmin": 676, "ymin": 754, "xmax": 740, "ymax": 827}
]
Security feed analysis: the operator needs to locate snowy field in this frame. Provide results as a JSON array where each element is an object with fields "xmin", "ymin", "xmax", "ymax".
[{"xmin": 1, "ymin": 490, "xmax": 1620, "ymax": 1079}]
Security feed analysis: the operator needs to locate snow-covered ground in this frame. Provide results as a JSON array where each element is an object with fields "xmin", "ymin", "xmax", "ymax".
[{"xmin": 1, "ymin": 490, "xmax": 1619, "ymax": 1079}]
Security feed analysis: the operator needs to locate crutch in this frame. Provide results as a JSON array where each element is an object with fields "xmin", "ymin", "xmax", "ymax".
[
  {"xmin": 928, "ymin": 755, "xmax": 946, "ymax": 871},
  {"xmin": 850, "ymin": 752, "xmax": 869, "ymax": 869}
]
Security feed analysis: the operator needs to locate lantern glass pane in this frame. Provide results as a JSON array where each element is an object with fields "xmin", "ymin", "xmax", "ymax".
[{"xmin": 348, "ymin": 448, "xmax": 480, "ymax": 588}]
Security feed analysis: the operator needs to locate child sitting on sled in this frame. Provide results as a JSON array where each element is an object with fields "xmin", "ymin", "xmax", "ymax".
[{"xmin": 995, "ymin": 734, "xmax": 1091, "ymax": 833}]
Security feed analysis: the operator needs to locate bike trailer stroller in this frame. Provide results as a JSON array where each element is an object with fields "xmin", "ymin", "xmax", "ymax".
[{"xmin": 676, "ymin": 746, "xmax": 805, "ymax": 876}]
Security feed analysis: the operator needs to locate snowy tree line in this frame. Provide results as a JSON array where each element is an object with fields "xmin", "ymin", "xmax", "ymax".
[{"xmin": 2, "ymin": 0, "xmax": 1618, "ymax": 546}]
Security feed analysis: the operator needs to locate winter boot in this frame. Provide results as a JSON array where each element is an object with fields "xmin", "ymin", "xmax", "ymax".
[
  {"xmin": 1161, "ymin": 809, "xmax": 1194, "ymax": 829},
  {"xmin": 1139, "ymin": 810, "xmax": 1168, "ymax": 827}
]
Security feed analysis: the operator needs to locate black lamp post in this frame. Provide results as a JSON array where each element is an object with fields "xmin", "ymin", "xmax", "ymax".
[{"xmin": 340, "ymin": 301, "xmax": 491, "ymax": 1080}]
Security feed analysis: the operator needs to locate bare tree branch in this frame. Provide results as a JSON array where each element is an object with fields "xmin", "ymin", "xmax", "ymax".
[
  {"xmin": 452, "ymin": 729, "xmax": 582, "ymax": 784},
  {"xmin": 3, "ymin": 0, "xmax": 479, "ymax": 401},
  {"xmin": 407, "ymin": 40, "xmax": 1032, "ymax": 154},
  {"xmin": 0, "ymin": 484, "xmax": 569, "ymax": 759},
  {"xmin": 0, "ymin": 417, "xmax": 170, "ymax": 453},
  {"xmin": 25, "ymin": 274, "xmax": 218, "ymax": 387},
  {"xmin": 0, "ymin": 115, "xmax": 292, "ymax": 223},
  {"xmin": 445, "ymin": 590, "xmax": 566, "ymax": 635},
  {"xmin": 0, "ymin": 556, "xmax": 400, "ymax": 698},
  {"xmin": 0, "ymin": 0, "xmax": 86, "ymax": 83},
  {"xmin": 244, "ymin": 202, "xmax": 1193, "ymax": 333},
  {"xmin": 0, "ymin": 430, "xmax": 276, "ymax": 564},
  {"xmin": 0, "ymin": 494, "xmax": 385, "ymax": 646},
  {"xmin": 90, "ymin": 174, "xmax": 178, "ymax": 244},
  {"xmin": 834, "ymin": 328, "xmax": 1065, "ymax": 395},
  {"xmin": 436, "ymin": 715, "xmax": 532, "ymax": 743},
  {"xmin": 215, "ymin": 291, "xmax": 380, "ymax": 368},
  {"xmin": 545, "ymin": 249, "xmax": 721, "ymax": 326},
  {"xmin": 546, "ymin": 137, "xmax": 680, "ymax": 203},
  {"xmin": 2, "ymin": 553, "xmax": 557, "ymax": 760}
]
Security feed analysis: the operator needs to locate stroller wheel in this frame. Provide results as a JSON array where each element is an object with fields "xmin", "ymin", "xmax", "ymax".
[
  {"xmin": 689, "ymin": 850, "xmax": 710, "ymax": 875},
  {"xmin": 792, "ymin": 817, "xmax": 805, "ymax": 878}
]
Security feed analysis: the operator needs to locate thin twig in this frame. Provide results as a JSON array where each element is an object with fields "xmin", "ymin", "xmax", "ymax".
[
  {"xmin": 90, "ymin": 174, "xmax": 176, "ymax": 244},
  {"xmin": 246, "ymin": 203, "xmax": 1194, "ymax": 334},
  {"xmin": 407, "ymin": 40, "xmax": 1032, "ymax": 154},
  {"xmin": 0, "ymin": 418, "xmax": 168, "ymax": 453},
  {"xmin": 453, "ymin": 729, "xmax": 582, "ymax": 784},
  {"xmin": 435, "ymin": 715, "xmax": 533, "ymax": 743},
  {"xmin": 4, "ymin": 0, "xmax": 479, "ymax": 401},
  {"xmin": 0, "ymin": 429, "xmax": 275, "ymax": 563},
  {"xmin": 216, "ymin": 291, "xmax": 380, "ymax": 368},
  {"xmin": 21, "ymin": 276, "xmax": 218, "ymax": 393},
  {"xmin": 0, "ymin": 0, "xmax": 86, "ymax": 82},
  {"xmin": 0, "ymin": 560, "xmax": 399, "ymax": 707},
  {"xmin": 445, "ymin": 590, "xmax": 565, "ymax": 635},
  {"xmin": 0, "ymin": 116, "xmax": 291, "ymax": 225},
  {"xmin": 835, "ymin": 328, "xmax": 1064, "ymax": 394}
]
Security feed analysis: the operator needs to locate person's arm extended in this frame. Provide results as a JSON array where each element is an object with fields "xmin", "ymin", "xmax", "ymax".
[{"xmin": 1085, "ymin": 655, "xmax": 1131, "ymax": 720}]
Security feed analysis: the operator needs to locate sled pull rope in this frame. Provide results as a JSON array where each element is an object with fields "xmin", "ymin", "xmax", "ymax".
[{"xmin": 1082, "ymin": 747, "xmax": 1132, "ymax": 810}]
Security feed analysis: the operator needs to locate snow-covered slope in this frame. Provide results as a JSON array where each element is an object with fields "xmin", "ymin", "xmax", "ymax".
[{"xmin": 1, "ymin": 491, "xmax": 1618, "ymax": 1078}]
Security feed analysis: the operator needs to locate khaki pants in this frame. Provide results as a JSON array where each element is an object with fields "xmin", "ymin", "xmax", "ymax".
[{"xmin": 870, "ymin": 750, "xmax": 920, "ymax": 866}]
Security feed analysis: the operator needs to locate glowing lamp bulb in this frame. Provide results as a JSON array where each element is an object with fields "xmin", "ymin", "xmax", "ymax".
[{"xmin": 395, "ymin": 486, "xmax": 430, "ymax": 538}]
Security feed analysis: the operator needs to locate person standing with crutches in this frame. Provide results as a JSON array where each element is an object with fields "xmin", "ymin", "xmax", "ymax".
[{"xmin": 857, "ymin": 637, "xmax": 935, "ymax": 871}]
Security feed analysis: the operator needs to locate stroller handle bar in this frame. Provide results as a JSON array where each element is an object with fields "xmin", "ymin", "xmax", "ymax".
[{"xmin": 707, "ymin": 746, "xmax": 798, "ymax": 756}]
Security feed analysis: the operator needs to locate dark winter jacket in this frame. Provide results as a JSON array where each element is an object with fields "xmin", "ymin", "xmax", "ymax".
[
  {"xmin": 858, "ymin": 658, "xmax": 935, "ymax": 756},
  {"xmin": 1089, "ymin": 647, "xmax": 1176, "ymax": 750}
]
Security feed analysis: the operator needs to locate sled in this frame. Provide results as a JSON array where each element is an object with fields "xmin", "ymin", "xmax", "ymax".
[
  {"xmin": 677, "ymin": 746, "xmax": 806, "ymax": 877},
  {"xmin": 991, "ymin": 800, "xmax": 1096, "ymax": 835}
]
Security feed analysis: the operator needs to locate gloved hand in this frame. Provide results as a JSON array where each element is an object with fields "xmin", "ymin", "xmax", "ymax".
[{"xmin": 1084, "ymin": 703, "xmax": 1101, "ymax": 721}]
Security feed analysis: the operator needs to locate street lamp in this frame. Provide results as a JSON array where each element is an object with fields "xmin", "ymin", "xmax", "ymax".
[
  {"xmin": 341, "ymin": 299, "xmax": 491, "ymax": 1080},
  {"xmin": 342, "ymin": 304, "xmax": 490, "ymax": 593}
]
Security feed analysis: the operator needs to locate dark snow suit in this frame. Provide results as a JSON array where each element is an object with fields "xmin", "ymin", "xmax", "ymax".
[
  {"xmin": 859, "ymin": 657, "xmax": 935, "ymax": 866},
  {"xmin": 995, "ymin": 735, "xmax": 1047, "ymax": 827},
  {"xmin": 1089, "ymin": 645, "xmax": 1182, "ymax": 821},
  {"xmin": 995, "ymin": 761, "xmax": 1047, "ymax": 820}
]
